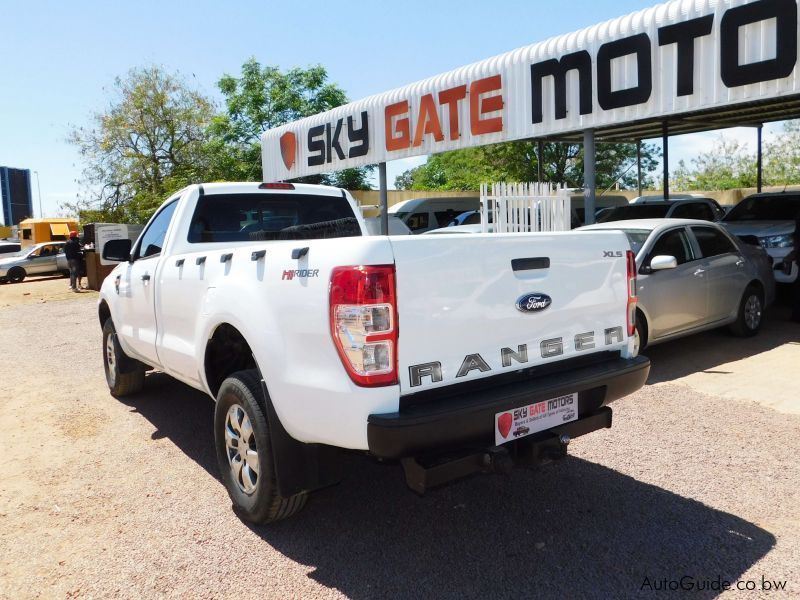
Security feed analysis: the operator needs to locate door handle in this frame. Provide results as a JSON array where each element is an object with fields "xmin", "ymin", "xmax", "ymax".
[
  {"xmin": 141, "ymin": 274, "xmax": 151, "ymax": 282},
  {"xmin": 693, "ymin": 268, "xmax": 705, "ymax": 276},
  {"xmin": 736, "ymin": 259, "xmax": 745, "ymax": 267}
]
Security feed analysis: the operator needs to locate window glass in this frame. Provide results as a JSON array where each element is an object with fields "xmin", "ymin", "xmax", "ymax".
[
  {"xmin": 434, "ymin": 210, "xmax": 460, "ymax": 227},
  {"xmin": 188, "ymin": 193, "xmax": 360, "ymax": 242},
  {"xmin": 404, "ymin": 212, "xmax": 429, "ymax": 232},
  {"xmin": 598, "ymin": 205, "xmax": 671, "ymax": 222},
  {"xmin": 649, "ymin": 229, "xmax": 693, "ymax": 265},
  {"xmin": 137, "ymin": 200, "xmax": 178, "ymax": 259},
  {"xmin": 724, "ymin": 194, "xmax": 800, "ymax": 221},
  {"xmin": 619, "ymin": 229, "xmax": 651, "ymax": 255},
  {"xmin": 671, "ymin": 202, "xmax": 714, "ymax": 220},
  {"xmin": 692, "ymin": 226, "xmax": 737, "ymax": 257}
]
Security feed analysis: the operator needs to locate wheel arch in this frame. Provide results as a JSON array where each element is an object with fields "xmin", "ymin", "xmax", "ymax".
[{"xmin": 204, "ymin": 322, "xmax": 258, "ymax": 399}]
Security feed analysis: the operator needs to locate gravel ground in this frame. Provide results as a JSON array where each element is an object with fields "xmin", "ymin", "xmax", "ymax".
[{"xmin": 0, "ymin": 294, "xmax": 798, "ymax": 599}]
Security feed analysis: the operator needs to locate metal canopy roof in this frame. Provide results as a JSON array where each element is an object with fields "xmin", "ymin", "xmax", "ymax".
[{"xmin": 543, "ymin": 94, "xmax": 800, "ymax": 143}]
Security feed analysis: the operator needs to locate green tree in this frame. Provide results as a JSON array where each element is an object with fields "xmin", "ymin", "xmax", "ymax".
[
  {"xmin": 395, "ymin": 140, "xmax": 659, "ymax": 191},
  {"xmin": 669, "ymin": 136, "xmax": 756, "ymax": 191},
  {"xmin": 207, "ymin": 58, "xmax": 372, "ymax": 189},
  {"xmin": 764, "ymin": 120, "xmax": 800, "ymax": 185},
  {"xmin": 68, "ymin": 66, "xmax": 214, "ymax": 223}
]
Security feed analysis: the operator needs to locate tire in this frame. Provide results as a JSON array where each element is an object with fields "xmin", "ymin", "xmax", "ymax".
[
  {"xmin": 632, "ymin": 312, "xmax": 648, "ymax": 357},
  {"xmin": 7, "ymin": 267, "xmax": 25, "ymax": 283},
  {"xmin": 729, "ymin": 285, "xmax": 763, "ymax": 337},
  {"xmin": 102, "ymin": 319, "xmax": 145, "ymax": 397},
  {"xmin": 214, "ymin": 369, "xmax": 307, "ymax": 524}
]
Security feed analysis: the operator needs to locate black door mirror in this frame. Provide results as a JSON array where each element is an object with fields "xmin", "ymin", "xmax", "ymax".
[{"xmin": 103, "ymin": 238, "xmax": 132, "ymax": 262}]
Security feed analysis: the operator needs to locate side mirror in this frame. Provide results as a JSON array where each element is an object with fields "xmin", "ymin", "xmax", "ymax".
[
  {"xmin": 650, "ymin": 255, "xmax": 678, "ymax": 271},
  {"xmin": 103, "ymin": 238, "xmax": 132, "ymax": 263}
]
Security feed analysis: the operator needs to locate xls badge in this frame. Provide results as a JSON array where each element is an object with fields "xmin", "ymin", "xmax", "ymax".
[{"xmin": 516, "ymin": 293, "xmax": 552, "ymax": 313}]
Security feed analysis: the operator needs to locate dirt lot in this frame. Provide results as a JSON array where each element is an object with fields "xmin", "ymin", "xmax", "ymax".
[{"xmin": 1, "ymin": 281, "xmax": 799, "ymax": 599}]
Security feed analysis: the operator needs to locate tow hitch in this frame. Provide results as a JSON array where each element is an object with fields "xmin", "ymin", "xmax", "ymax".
[{"xmin": 400, "ymin": 431, "xmax": 573, "ymax": 495}]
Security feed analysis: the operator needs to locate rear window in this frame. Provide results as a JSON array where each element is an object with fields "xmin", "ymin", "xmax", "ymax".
[
  {"xmin": 188, "ymin": 193, "xmax": 360, "ymax": 243},
  {"xmin": 724, "ymin": 194, "xmax": 800, "ymax": 221},
  {"xmin": 598, "ymin": 205, "xmax": 670, "ymax": 222}
]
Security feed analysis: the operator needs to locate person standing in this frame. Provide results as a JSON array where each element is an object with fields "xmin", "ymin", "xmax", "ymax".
[{"xmin": 64, "ymin": 230, "xmax": 83, "ymax": 292}]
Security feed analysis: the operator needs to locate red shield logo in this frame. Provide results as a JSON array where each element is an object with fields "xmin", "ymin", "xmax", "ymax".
[
  {"xmin": 280, "ymin": 131, "xmax": 297, "ymax": 170},
  {"xmin": 498, "ymin": 413, "xmax": 513, "ymax": 439}
]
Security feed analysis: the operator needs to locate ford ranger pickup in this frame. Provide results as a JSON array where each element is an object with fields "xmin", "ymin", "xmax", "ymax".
[{"xmin": 98, "ymin": 182, "xmax": 650, "ymax": 523}]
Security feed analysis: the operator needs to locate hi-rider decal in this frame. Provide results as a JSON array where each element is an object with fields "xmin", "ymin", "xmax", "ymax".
[{"xmin": 408, "ymin": 326, "xmax": 624, "ymax": 387}]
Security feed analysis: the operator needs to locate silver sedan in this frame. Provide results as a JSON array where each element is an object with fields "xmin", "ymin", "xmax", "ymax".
[
  {"xmin": 579, "ymin": 219, "xmax": 775, "ymax": 355},
  {"xmin": 0, "ymin": 242, "xmax": 69, "ymax": 284}
]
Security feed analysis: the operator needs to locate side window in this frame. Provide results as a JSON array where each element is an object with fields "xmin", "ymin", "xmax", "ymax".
[
  {"xmin": 136, "ymin": 201, "xmax": 178, "ymax": 259},
  {"xmin": 406, "ymin": 212, "xmax": 430, "ymax": 232},
  {"xmin": 434, "ymin": 210, "xmax": 459, "ymax": 227},
  {"xmin": 691, "ymin": 226, "xmax": 737, "ymax": 258},
  {"xmin": 648, "ymin": 229, "xmax": 693, "ymax": 265},
  {"xmin": 672, "ymin": 202, "xmax": 714, "ymax": 221}
]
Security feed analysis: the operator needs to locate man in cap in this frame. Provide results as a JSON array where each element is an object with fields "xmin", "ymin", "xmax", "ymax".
[{"xmin": 64, "ymin": 230, "xmax": 83, "ymax": 292}]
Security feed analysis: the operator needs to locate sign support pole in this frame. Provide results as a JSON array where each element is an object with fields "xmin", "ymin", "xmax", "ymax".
[
  {"xmin": 636, "ymin": 140, "xmax": 643, "ymax": 197},
  {"xmin": 757, "ymin": 124, "xmax": 763, "ymax": 193},
  {"xmin": 662, "ymin": 122, "xmax": 670, "ymax": 200},
  {"xmin": 379, "ymin": 162, "xmax": 389, "ymax": 235},
  {"xmin": 583, "ymin": 129, "xmax": 596, "ymax": 225}
]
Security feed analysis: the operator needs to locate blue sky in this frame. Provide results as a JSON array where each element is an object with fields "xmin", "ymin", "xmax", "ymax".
[{"xmin": 0, "ymin": 0, "xmax": 777, "ymax": 217}]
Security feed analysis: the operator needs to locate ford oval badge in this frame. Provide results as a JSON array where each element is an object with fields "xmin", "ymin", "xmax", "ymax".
[{"xmin": 516, "ymin": 293, "xmax": 552, "ymax": 313}]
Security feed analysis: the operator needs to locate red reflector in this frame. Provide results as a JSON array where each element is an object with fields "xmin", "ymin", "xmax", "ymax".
[
  {"xmin": 259, "ymin": 182, "xmax": 295, "ymax": 190},
  {"xmin": 626, "ymin": 250, "xmax": 637, "ymax": 336}
]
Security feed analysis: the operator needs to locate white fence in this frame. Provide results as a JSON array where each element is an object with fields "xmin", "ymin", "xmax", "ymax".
[{"xmin": 479, "ymin": 182, "xmax": 571, "ymax": 233}]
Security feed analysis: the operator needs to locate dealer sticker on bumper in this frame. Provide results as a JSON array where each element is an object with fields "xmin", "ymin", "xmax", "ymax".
[{"xmin": 494, "ymin": 393, "xmax": 578, "ymax": 446}]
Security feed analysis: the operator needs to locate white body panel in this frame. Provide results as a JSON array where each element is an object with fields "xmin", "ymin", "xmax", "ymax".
[{"xmin": 101, "ymin": 183, "xmax": 634, "ymax": 451}]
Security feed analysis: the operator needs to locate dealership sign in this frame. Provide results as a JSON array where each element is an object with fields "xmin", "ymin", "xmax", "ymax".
[{"xmin": 262, "ymin": 0, "xmax": 799, "ymax": 181}]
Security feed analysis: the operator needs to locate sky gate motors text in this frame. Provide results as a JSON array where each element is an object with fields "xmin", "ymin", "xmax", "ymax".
[{"xmin": 532, "ymin": 0, "xmax": 797, "ymax": 123}]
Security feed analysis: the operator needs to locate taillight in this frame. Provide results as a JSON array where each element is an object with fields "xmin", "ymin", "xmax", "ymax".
[
  {"xmin": 626, "ymin": 250, "xmax": 637, "ymax": 336},
  {"xmin": 330, "ymin": 265, "xmax": 398, "ymax": 386}
]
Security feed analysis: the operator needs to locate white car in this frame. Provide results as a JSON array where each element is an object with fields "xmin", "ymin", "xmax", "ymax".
[
  {"xmin": 580, "ymin": 219, "xmax": 775, "ymax": 355},
  {"xmin": 98, "ymin": 182, "xmax": 649, "ymax": 523},
  {"xmin": 721, "ymin": 192, "xmax": 800, "ymax": 283}
]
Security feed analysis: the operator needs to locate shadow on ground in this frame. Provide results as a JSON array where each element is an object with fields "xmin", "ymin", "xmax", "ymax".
[
  {"xmin": 645, "ymin": 292, "xmax": 799, "ymax": 384},
  {"xmin": 121, "ymin": 373, "xmax": 775, "ymax": 599}
]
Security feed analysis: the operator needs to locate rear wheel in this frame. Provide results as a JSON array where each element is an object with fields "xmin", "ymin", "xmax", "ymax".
[
  {"xmin": 729, "ymin": 285, "xmax": 763, "ymax": 337},
  {"xmin": 102, "ymin": 319, "xmax": 145, "ymax": 397},
  {"xmin": 7, "ymin": 267, "xmax": 25, "ymax": 283},
  {"xmin": 214, "ymin": 369, "xmax": 307, "ymax": 524}
]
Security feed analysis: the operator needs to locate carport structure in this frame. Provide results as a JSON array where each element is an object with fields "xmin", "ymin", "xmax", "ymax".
[{"xmin": 262, "ymin": 0, "xmax": 800, "ymax": 230}]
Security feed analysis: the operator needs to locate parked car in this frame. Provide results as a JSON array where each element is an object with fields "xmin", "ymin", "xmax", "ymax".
[
  {"xmin": 0, "ymin": 241, "xmax": 21, "ymax": 255},
  {"xmin": 721, "ymin": 191, "xmax": 800, "ymax": 283},
  {"xmin": 630, "ymin": 193, "xmax": 701, "ymax": 203},
  {"xmin": 579, "ymin": 219, "xmax": 775, "ymax": 355},
  {"xmin": 0, "ymin": 242, "xmax": 68, "ymax": 283},
  {"xmin": 598, "ymin": 198, "xmax": 725, "ymax": 223},
  {"xmin": 388, "ymin": 197, "xmax": 480, "ymax": 233}
]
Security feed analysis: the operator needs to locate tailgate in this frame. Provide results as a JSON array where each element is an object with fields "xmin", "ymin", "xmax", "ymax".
[{"xmin": 389, "ymin": 231, "xmax": 633, "ymax": 394}]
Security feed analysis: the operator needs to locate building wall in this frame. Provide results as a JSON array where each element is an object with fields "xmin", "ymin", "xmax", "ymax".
[{"xmin": 0, "ymin": 167, "xmax": 34, "ymax": 226}]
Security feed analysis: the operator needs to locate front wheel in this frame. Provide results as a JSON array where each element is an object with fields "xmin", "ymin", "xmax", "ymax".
[
  {"xmin": 102, "ymin": 319, "xmax": 145, "ymax": 397},
  {"xmin": 214, "ymin": 370, "xmax": 307, "ymax": 524},
  {"xmin": 729, "ymin": 286, "xmax": 763, "ymax": 337},
  {"xmin": 7, "ymin": 267, "xmax": 25, "ymax": 283}
]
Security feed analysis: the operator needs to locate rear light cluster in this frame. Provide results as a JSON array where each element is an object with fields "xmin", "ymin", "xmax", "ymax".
[
  {"xmin": 329, "ymin": 265, "xmax": 398, "ymax": 386},
  {"xmin": 626, "ymin": 250, "xmax": 637, "ymax": 337},
  {"xmin": 259, "ymin": 182, "xmax": 295, "ymax": 190}
]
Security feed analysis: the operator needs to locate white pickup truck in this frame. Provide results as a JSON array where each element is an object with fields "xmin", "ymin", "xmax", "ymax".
[{"xmin": 98, "ymin": 182, "xmax": 649, "ymax": 523}]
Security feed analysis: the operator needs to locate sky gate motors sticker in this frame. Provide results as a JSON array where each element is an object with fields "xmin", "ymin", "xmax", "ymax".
[{"xmin": 495, "ymin": 393, "xmax": 578, "ymax": 445}]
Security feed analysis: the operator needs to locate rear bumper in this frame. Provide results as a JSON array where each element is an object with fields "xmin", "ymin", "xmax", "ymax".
[{"xmin": 367, "ymin": 354, "xmax": 650, "ymax": 459}]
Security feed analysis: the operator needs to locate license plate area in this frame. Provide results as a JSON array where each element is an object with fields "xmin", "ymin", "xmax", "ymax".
[{"xmin": 494, "ymin": 393, "xmax": 578, "ymax": 445}]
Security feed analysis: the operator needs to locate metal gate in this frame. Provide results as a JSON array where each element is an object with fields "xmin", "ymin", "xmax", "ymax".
[{"xmin": 479, "ymin": 182, "xmax": 571, "ymax": 233}]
